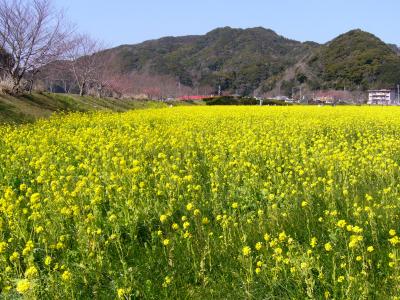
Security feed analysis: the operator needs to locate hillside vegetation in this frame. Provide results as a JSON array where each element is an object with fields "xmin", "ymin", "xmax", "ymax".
[
  {"xmin": 304, "ymin": 30, "xmax": 400, "ymax": 90},
  {"xmin": 102, "ymin": 27, "xmax": 400, "ymax": 95},
  {"xmin": 104, "ymin": 27, "xmax": 316, "ymax": 95},
  {"xmin": 0, "ymin": 93, "xmax": 167, "ymax": 124}
]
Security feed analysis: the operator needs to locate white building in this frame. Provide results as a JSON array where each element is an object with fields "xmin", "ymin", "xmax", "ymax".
[{"xmin": 368, "ymin": 89, "xmax": 398, "ymax": 105}]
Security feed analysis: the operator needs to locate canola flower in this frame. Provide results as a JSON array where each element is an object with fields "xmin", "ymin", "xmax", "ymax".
[
  {"xmin": 0, "ymin": 106, "xmax": 399, "ymax": 298},
  {"xmin": 61, "ymin": 271, "xmax": 72, "ymax": 282},
  {"xmin": 242, "ymin": 246, "xmax": 251, "ymax": 256},
  {"xmin": 16, "ymin": 279, "xmax": 31, "ymax": 294},
  {"xmin": 324, "ymin": 243, "xmax": 333, "ymax": 252}
]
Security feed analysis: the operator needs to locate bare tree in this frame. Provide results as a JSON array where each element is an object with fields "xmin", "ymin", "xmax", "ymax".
[
  {"xmin": 95, "ymin": 73, "xmax": 132, "ymax": 98},
  {"xmin": 67, "ymin": 34, "xmax": 104, "ymax": 96},
  {"xmin": 0, "ymin": 0, "xmax": 71, "ymax": 93},
  {"xmin": 37, "ymin": 59, "xmax": 75, "ymax": 93},
  {"xmin": 124, "ymin": 73, "xmax": 213, "ymax": 99}
]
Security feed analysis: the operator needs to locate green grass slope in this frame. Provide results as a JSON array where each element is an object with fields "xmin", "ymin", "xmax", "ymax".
[{"xmin": 0, "ymin": 93, "xmax": 168, "ymax": 124}]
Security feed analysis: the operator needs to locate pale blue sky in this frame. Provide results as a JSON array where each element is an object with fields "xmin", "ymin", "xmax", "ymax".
[{"xmin": 53, "ymin": 0, "xmax": 400, "ymax": 47}]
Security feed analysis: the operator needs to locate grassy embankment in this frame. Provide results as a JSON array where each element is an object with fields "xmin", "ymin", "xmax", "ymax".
[{"xmin": 0, "ymin": 93, "xmax": 176, "ymax": 124}]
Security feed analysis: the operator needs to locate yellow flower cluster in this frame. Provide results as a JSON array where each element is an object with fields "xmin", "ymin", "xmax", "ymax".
[{"xmin": 0, "ymin": 106, "xmax": 399, "ymax": 298}]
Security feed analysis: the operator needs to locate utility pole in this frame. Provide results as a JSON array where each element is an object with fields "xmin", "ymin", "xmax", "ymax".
[
  {"xmin": 300, "ymin": 86, "xmax": 302, "ymax": 102},
  {"xmin": 218, "ymin": 85, "xmax": 221, "ymax": 96},
  {"xmin": 397, "ymin": 84, "xmax": 400, "ymax": 104}
]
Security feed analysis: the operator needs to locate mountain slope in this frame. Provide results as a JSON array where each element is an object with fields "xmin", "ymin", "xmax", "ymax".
[
  {"xmin": 306, "ymin": 30, "xmax": 400, "ymax": 90},
  {"xmin": 103, "ymin": 27, "xmax": 316, "ymax": 95},
  {"xmin": 99, "ymin": 28, "xmax": 400, "ymax": 96}
]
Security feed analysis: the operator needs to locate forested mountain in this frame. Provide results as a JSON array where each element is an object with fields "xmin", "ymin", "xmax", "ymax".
[
  {"xmin": 101, "ymin": 27, "xmax": 400, "ymax": 96},
  {"xmin": 304, "ymin": 30, "xmax": 400, "ymax": 90},
  {"xmin": 102, "ymin": 27, "xmax": 315, "ymax": 95}
]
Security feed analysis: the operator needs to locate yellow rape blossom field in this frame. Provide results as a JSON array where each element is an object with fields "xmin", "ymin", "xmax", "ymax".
[{"xmin": 1, "ymin": 106, "xmax": 400, "ymax": 299}]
